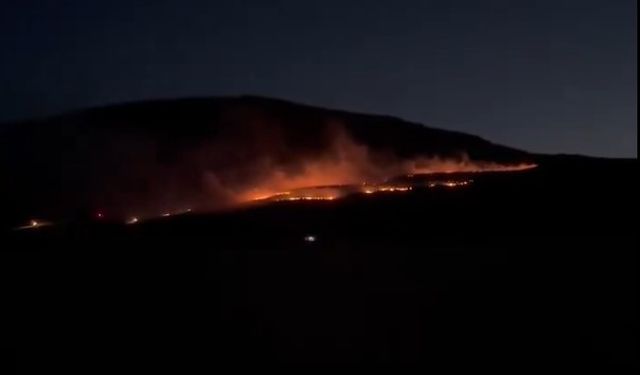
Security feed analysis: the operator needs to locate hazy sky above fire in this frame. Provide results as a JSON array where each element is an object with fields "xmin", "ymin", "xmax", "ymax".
[{"xmin": 0, "ymin": 0, "xmax": 636, "ymax": 157}]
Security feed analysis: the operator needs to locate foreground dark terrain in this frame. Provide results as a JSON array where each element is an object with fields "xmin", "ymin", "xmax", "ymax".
[{"xmin": 1, "ymin": 156, "xmax": 636, "ymax": 372}]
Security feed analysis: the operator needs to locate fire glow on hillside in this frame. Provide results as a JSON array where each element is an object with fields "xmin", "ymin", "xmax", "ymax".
[
  {"xmin": 229, "ymin": 129, "xmax": 536, "ymax": 205},
  {"xmin": 10, "ymin": 125, "xmax": 537, "ymax": 229},
  {"xmin": 247, "ymin": 176, "xmax": 477, "ymax": 204}
]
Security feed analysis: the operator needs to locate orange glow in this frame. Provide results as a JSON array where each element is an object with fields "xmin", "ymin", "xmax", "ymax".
[
  {"xmin": 357, "ymin": 185, "xmax": 413, "ymax": 195},
  {"xmin": 428, "ymin": 180, "xmax": 472, "ymax": 188},
  {"xmin": 224, "ymin": 129, "xmax": 535, "ymax": 207},
  {"xmin": 14, "ymin": 219, "xmax": 53, "ymax": 231},
  {"xmin": 235, "ymin": 156, "xmax": 532, "ymax": 204},
  {"xmin": 409, "ymin": 158, "xmax": 537, "ymax": 175},
  {"xmin": 427, "ymin": 180, "xmax": 473, "ymax": 188},
  {"xmin": 251, "ymin": 186, "xmax": 343, "ymax": 203},
  {"xmin": 248, "ymin": 178, "xmax": 476, "ymax": 204},
  {"xmin": 276, "ymin": 195, "xmax": 337, "ymax": 202}
]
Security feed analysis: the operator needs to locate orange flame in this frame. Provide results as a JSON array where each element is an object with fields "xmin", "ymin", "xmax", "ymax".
[{"xmin": 227, "ymin": 129, "xmax": 536, "ymax": 205}]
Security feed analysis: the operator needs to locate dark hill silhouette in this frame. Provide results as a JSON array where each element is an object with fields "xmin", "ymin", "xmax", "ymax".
[
  {"xmin": 12, "ymin": 95, "xmax": 638, "ymax": 227},
  {"xmin": 1, "ymin": 95, "xmax": 538, "ymax": 223},
  {"xmin": 2, "ymin": 95, "xmax": 531, "ymax": 159}
]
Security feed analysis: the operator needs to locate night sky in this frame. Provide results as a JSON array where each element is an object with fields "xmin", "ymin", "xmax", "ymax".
[{"xmin": 1, "ymin": 0, "xmax": 636, "ymax": 157}]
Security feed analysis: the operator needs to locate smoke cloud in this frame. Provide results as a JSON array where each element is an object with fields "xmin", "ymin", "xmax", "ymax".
[{"xmin": 2, "ymin": 111, "xmax": 535, "ymax": 223}]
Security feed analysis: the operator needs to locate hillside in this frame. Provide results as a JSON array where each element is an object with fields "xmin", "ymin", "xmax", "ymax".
[{"xmin": 1, "ymin": 96, "xmax": 536, "ymax": 223}]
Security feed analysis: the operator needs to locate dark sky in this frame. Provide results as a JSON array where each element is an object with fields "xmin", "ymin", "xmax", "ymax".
[{"xmin": 1, "ymin": 0, "xmax": 636, "ymax": 157}]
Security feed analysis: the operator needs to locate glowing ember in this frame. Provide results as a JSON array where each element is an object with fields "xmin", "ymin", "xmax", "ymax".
[
  {"xmin": 357, "ymin": 185, "xmax": 413, "ymax": 195},
  {"xmin": 276, "ymin": 196, "xmax": 337, "ymax": 202},
  {"xmin": 14, "ymin": 219, "xmax": 53, "ymax": 231},
  {"xmin": 378, "ymin": 186, "xmax": 411, "ymax": 192},
  {"xmin": 428, "ymin": 180, "xmax": 472, "ymax": 188},
  {"xmin": 248, "ymin": 174, "xmax": 477, "ymax": 204}
]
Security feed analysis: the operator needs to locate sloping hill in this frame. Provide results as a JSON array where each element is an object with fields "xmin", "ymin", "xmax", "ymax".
[{"xmin": 1, "ymin": 95, "xmax": 535, "ymax": 222}]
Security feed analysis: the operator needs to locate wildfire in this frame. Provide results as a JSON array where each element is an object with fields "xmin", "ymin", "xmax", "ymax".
[
  {"xmin": 275, "ymin": 196, "xmax": 337, "ymax": 202},
  {"xmin": 410, "ymin": 159, "xmax": 537, "ymax": 175},
  {"xmin": 223, "ymin": 128, "xmax": 537, "ymax": 208},
  {"xmin": 428, "ymin": 180, "xmax": 472, "ymax": 188},
  {"xmin": 369, "ymin": 186, "xmax": 412, "ymax": 193},
  {"xmin": 250, "ymin": 188, "xmax": 341, "ymax": 203},
  {"xmin": 232, "ymin": 150, "xmax": 534, "ymax": 206},
  {"xmin": 248, "ymin": 175, "xmax": 477, "ymax": 204},
  {"xmin": 7, "ymin": 120, "xmax": 541, "ymax": 229},
  {"xmin": 11, "ymin": 125, "xmax": 538, "ymax": 227}
]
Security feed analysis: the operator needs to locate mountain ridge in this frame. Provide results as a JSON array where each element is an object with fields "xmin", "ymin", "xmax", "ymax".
[
  {"xmin": 1, "ymin": 95, "xmax": 627, "ymax": 224},
  {"xmin": 2, "ymin": 95, "xmax": 523, "ymax": 156}
]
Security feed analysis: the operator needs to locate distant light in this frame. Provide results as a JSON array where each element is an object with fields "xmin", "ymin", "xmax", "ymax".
[
  {"xmin": 96, "ymin": 212, "xmax": 104, "ymax": 219},
  {"xmin": 304, "ymin": 235, "xmax": 317, "ymax": 243},
  {"xmin": 162, "ymin": 213, "xmax": 171, "ymax": 217},
  {"xmin": 14, "ymin": 219, "xmax": 52, "ymax": 231},
  {"xmin": 126, "ymin": 217, "xmax": 139, "ymax": 225}
]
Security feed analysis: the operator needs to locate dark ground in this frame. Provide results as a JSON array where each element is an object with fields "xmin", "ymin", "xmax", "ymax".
[{"xmin": 1, "ymin": 157, "xmax": 637, "ymax": 372}]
